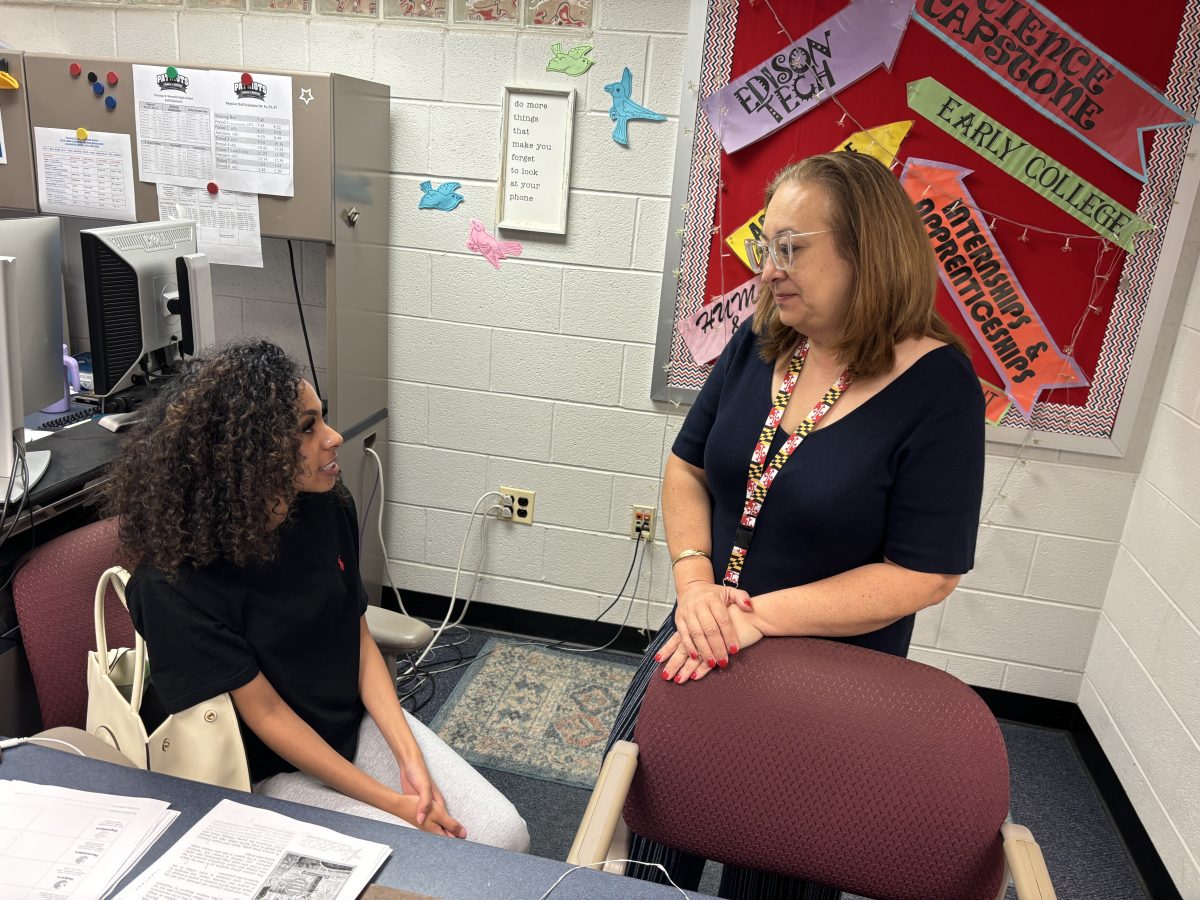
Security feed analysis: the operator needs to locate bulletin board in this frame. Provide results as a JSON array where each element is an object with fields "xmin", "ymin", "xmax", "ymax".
[{"xmin": 651, "ymin": 0, "xmax": 1200, "ymax": 456}]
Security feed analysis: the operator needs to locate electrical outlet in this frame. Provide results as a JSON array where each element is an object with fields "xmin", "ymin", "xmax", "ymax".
[
  {"xmin": 500, "ymin": 486, "xmax": 536, "ymax": 525},
  {"xmin": 631, "ymin": 505, "xmax": 655, "ymax": 540}
]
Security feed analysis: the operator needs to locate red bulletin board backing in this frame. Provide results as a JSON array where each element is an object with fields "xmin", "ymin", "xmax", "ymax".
[{"xmin": 655, "ymin": 0, "xmax": 1200, "ymax": 451}]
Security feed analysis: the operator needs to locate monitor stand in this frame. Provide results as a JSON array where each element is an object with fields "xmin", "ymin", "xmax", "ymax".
[{"xmin": 1, "ymin": 449, "xmax": 51, "ymax": 505}]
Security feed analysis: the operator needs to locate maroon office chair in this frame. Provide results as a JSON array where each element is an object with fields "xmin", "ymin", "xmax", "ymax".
[
  {"xmin": 571, "ymin": 637, "xmax": 1055, "ymax": 900},
  {"xmin": 12, "ymin": 517, "xmax": 136, "ymax": 729}
]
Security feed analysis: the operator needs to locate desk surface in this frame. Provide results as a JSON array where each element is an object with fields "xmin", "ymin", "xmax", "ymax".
[
  {"xmin": 2, "ymin": 423, "xmax": 123, "ymax": 541},
  {"xmin": 0, "ymin": 744, "xmax": 709, "ymax": 899},
  {"xmin": 26, "ymin": 422, "xmax": 123, "ymax": 508}
]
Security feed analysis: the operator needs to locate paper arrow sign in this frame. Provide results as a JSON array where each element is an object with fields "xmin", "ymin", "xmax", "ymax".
[
  {"xmin": 700, "ymin": 0, "xmax": 913, "ymax": 154},
  {"xmin": 900, "ymin": 157, "xmax": 1087, "ymax": 418},
  {"xmin": 912, "ymin": 0, "xmax": 1195, "ymax": 181}
]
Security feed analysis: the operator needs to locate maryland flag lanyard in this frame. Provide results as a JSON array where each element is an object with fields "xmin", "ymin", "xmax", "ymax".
[{"xmin": 723, "ymin": 338, "xmax": 852, "ymax": 588}]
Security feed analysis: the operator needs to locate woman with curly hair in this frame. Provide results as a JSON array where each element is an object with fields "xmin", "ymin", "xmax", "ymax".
[{"xmin": 104, "ymin": 339, "xmax": 528, "ymax": 852}]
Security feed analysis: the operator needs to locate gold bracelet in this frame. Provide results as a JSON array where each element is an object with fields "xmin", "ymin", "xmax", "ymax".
[{"xmin": 670, "ymin": 548, "xmax": 711, "ymax": 567}]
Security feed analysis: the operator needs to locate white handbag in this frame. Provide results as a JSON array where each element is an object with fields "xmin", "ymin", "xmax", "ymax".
[{"xmin": 85, "ymin": 565, "xmax": 252, "ymax": 792}]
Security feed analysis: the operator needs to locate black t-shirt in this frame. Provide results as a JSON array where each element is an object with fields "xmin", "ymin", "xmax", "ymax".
[
  {"xmin": 673, "ymin": 322, "xmax": 985, "ymax": 657},
  {"xmin": 127, "ymin": 488, "xmax": 370, "ymax": 782}
]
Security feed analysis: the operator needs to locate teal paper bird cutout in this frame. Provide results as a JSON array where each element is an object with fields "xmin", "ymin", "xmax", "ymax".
[
  {"xmin": 547, "ymin": 43, "xmax": 595, "ymax": 77},
  {"xmin": 604, "ymin": 67, "xmax": 666, "ymax": 147},
  {"xmin": 418, "ymin": 180, "xmax": 465, "ymax": 211}
]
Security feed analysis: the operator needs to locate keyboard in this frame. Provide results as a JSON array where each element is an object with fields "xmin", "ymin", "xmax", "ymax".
[{"xmin": 40, "ymin": 408, "xmax": 95, "ymax": 430}]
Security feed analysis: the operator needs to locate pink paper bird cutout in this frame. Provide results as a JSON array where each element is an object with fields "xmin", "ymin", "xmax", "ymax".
[{"xmin": 466, "ymin": 218, "xmax": 523, "ymax": 270}]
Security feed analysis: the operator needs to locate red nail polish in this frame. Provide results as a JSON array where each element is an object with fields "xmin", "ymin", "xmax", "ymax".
[
  {"xmin": 690, "ymin": 671, "xmax": 699, "ymax": 680},
  {"xmin": 707, "ymin": 658, "xmax": 716, "ymax": 668},
  {"xmin": 729, "ymin": 644, "xmax": 739, "ymax": 655},
  {"xmin": 674, "ymin": 674, "xmax": 684, "ymax": 684},
  {"xmin": 689, "ymin": 650, "xmax": 698, "ymax": 660},
  {"xmin": 654, "ymin": 653, "xmax": 662, "ymax": 662},
  {"xmin": 744, "ymin": 599, "xmax": 753, "ymax": 608},
  {"xmin": 662, "ymin": 669, "xmax": 672, "ymax": 680},
  {"xmin": 717, "ymin": 658, "xmax": 728, "ymax": 668}
]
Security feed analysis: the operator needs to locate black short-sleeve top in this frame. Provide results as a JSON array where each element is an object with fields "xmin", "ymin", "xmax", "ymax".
[
  {"xmin": 127, "ymin": 488, "xmax": 370, "ymax": 782},
  {"xmin": 672, "ymin": 322, "xmax": 985, "ymax": 657}
]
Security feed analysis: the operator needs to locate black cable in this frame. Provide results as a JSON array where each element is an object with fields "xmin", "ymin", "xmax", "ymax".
[
  {"xmin": 0, "ymin": 440, "xmax": 30, "ymax": 550},
  {"xmin": 543, "ymin": 536, "xmax": 646, "ymax": 652},
  {"xmin": 287, "ymin": 240, "xmax": 321, "ymax": 401}
]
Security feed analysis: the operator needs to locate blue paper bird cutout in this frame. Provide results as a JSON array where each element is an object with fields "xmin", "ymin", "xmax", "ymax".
[
  {"xmin": 418, "ymin": 180, "xmax": 465, "ymax": 211},
  {"xmin": 604, "ymin": 67, "xmax": 666, "ymax": 147}
]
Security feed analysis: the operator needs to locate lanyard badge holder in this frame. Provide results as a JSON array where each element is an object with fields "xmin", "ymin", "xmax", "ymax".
[{"xmin": 723, "ymin": 338, "xmax": 852, "ymax": 589}]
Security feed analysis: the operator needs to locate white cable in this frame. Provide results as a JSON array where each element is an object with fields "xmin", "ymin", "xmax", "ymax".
[
  {"xmin": 537, "ymin": 860, "xmax": 687, "ymax": 899},
  {"xmin": 364, "ymin": 445, "xmax": 409, "ymax": 615},
  {"xmin": 408, "ymin": 493, "xmax": 504, "ymax": 671},
  {"xmin": 0, "ymin": 736, "xmax": 86, "ymax": 756}
]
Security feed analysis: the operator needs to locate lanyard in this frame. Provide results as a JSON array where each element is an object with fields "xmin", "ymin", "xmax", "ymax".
[{"xmin": 723, "ymin": 338, "xmax": 852, "ymax": 588}]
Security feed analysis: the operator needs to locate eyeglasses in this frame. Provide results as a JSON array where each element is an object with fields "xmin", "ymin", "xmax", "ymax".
[{"xmin": 743, "ymin": 230, "xmax": 835, "ymax": 273}]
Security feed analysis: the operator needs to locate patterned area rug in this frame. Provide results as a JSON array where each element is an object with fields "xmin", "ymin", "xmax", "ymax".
[{"xmin": 430, "ymin": 638, "xmax": 638, "ymax": 789}]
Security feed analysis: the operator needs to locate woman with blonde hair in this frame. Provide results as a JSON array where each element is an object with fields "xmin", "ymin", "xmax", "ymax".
[{"xmin": 608, "ymin": 152, "xmax": 985, "ymax": 898}]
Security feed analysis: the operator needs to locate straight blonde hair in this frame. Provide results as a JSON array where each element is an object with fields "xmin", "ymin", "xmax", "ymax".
[{"xmin": 752, "ymin": 152, "xmax": 966, "ymax": 377}]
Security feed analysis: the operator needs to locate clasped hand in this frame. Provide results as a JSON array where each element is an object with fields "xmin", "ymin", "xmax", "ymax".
[
  {"xmin": 657, "ymin": 582, "xmax": 762, "ymax": 684},
  {"xmin": 393, "ymin": 753, "xmax": 467, "ymax": 839}
]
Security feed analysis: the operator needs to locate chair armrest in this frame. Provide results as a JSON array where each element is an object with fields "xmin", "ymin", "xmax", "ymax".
[
  {"xmin": 1002, "ymin": 822, "xmax": 1057, "ymax": 900},
  {"xmin": 567, "ymin": 740, "xmax": 639, "ymax": 868},
  {"xmin": 32, "ymin": 726, "xmax": 138, "ymax": 767},
  {"xmin": 365, "ymin": 605, "xmax": 435, "ymax": 654}
]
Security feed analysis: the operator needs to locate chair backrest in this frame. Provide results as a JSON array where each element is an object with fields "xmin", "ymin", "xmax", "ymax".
[
  {"xmin": 626, "ymin": 637, "xmax": 1010, "ymax": 900},
  {"xmin": 13, "ymin": 517, "xmax": 137, "ymax": 729}
]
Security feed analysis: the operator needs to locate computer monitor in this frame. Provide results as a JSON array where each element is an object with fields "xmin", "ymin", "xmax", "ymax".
[
  {"xmin": 81, "ymin": 220, "xmax": 216, "ymax": 398},
  {"xmin": 0, "ymin": 215, "xmax": 66, "ymax": 504},
  {"xmin": 1, "ymin": 259, "xmax": 51, "ymax": 504},
  {"xmin": 0, "ymin": 216, "xmax": 66, "ymax": 415}
]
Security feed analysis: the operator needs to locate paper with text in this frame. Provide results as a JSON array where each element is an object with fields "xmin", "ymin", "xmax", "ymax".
[
  {"xmin": 118, "ymin": 798, "xmax": 390, "ymax": 899},
  {"xmin": 158, "ymin": 184, "xmax": 264, "ymax": 268},
  {"xmin": 211, "ymin": 73, "xmax": 295, "ymax": 197},
  {"xmin": 34, "ymin": 128, "xmax": 137, "ymax": 221},
  {"xmin": 132, "ymin": 64, "xmax": 216, "ymax": 189},
  {"xmin": 0, "ymin": 779, "xmax": 177, "ymax": 899}
]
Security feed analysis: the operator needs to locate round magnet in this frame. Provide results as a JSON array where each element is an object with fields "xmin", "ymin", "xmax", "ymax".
[
  {"xmin": 76, "ymin": 127, "xmax": 88, "ymax": 141},
  {"xmin": 87, "ymin": 71, "xmax": 98, "ymax": 84},
  {"xmin": 92, "ymin": 82, "xmax": 104, "ymax": 96},
  {"xmin": 105, "ymin": 96, "xmax": 117, "ymax": 110},
  {"xmin": 106, "ymin": 71, "xmax": 118, "ymax": 86},
  {"xmin": 166, "ymin": 66, "xmax": 178, "ymax": 80},
  {"xmin": 241, "ymin": 72, "xmax": 253, "ymax": 86},
  {"xmin": 69, "ymin": 63, "xmax": 82, "ymax": 78},
  {"xmin": 206, "ymin": 182, "xmax": 219, "ymax": 195}
]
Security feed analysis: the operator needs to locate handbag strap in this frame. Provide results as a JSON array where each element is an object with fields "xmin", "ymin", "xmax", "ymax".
[{"xmin": 94, "ymin": 565, "xmax": 145, "ymax": 712}]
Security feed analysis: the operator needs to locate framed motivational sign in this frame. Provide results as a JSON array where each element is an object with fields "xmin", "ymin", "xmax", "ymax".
[
  {"xmin": 651, "ymin": 0, "xmax": 1200, "ymax": 456},
  {"xmin": 497, "ymin": 86, "xmax": 575, "ymax": 235}
]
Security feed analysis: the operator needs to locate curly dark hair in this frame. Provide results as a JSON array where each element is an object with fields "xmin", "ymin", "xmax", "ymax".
[{"xmin": 103, "ymin": 339, "xmax": 305, "ymax": 573}]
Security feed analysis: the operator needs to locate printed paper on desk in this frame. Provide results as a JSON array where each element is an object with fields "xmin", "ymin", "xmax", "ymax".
[
  {"xmin": 132, "ymin": 64, "xmax": 216, "ymax": 189},
  {"xmin": 34, "ymin": 127, "xmax": 137, "ymax": 221},
  {"xmin": 117, "ymin": 798, "xmax": 390, "ymax": 900},
  {"xmin": 158, "ymin": 183, "xmax": 264, "ymax": 267},
  {"xmin": 211, "ymin": 72, "xmax": 295, "ymax": 197},
  {"xmin": 679, "ymin": 275, "xmax": 760, "ymax": 366}
]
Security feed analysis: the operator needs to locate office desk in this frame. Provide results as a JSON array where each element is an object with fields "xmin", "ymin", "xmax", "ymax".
[
  {"xmin": 0, "ymin": 744, "xmax": 710, "ymax": 899},
  {"xmin": 8, "ymin": 422, "xmax": 125, "ymax": 536}
]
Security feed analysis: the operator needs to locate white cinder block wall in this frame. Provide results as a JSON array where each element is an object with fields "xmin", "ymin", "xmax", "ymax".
[
  {"xmin": 1079, "ymin": 263, "xmax": 1200, "ymax": 897},
  {"xmin": 2, "ymin": 5, "xmax": 1193, "ymax": 886},
  {"xmin": 0, "ymin": 0, "xmax": 1142, "ymax": 699}
]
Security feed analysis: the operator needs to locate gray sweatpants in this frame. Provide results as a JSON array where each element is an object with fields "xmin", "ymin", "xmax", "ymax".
[{"xmin": 254, "ymin": 710, "xmax": 530, "ymax": 853}]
